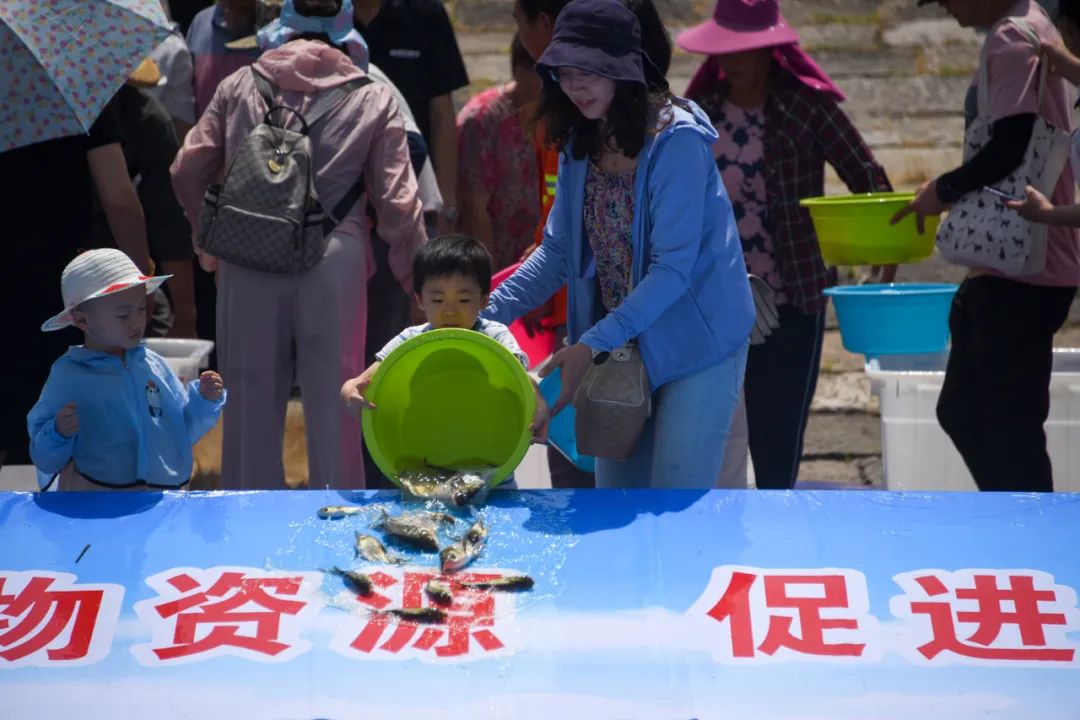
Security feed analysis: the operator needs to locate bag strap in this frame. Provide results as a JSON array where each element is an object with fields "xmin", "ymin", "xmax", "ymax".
[
  {"xmin": 323, "ymin": 173, "xmax": 367, "ymax": 234},
  {"xmin": 304, "ymin": 76, "xmax": 373, "ymax": 129},
  {"xmin": 250, "ymin": 68, "xmax": 373, "ymax": 132},
  {"xmin": 310, "ymin": 76, "xmax": 374, "ymax": 232}
]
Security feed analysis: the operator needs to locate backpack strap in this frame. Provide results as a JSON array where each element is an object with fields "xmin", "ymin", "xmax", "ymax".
[
  {"xmin": 249, "ymin": 68, "xmax": 373, "ymax": 233},
  {"xmin": 250, "ymin": 69, "xmax": 372, "ymax": 134},
  {"xmin": 305, "ymin": 76, "xmax": 373, "ymax": 129},
  {"xmin": 251, "ymin": 68, "xmax": 277, "ymax": 112},
  {"xmin": 314, "ymin": 77, "xmax": 375, "ymax": 233}
]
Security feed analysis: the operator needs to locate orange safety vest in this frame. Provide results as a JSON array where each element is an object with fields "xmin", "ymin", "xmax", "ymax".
[{"xmin": 535, "ymin": 134, "xmax": 567, "ymax": 326}]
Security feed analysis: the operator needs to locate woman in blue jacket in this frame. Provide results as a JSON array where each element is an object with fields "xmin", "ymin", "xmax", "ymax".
[{"xmin": 484, "ymin": 0, "xmax": 754, "ymax": 489}]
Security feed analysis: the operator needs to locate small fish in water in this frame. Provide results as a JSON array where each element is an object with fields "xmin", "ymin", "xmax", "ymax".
[
  {"xmin": 437, "ymin": 472, "xmax": 491, "ymax": 508},
  {"xmin": 375, "ymin": 509, "xmax": 440, "ymax": 552},
  {"xmin": 439, "ymin": 519, "xmax": 487, "ymax": 573},
  {"xmin": 399, "ymin": 465, "xmax": 492, "ymax": 508},
  {"xmin": 401, "ymin": 510, "xmax": 457, "ymax": 527},
  {"xmin": 355, "ymin": 532, "xmax": 406, "ymax": 564},
  {"xmin": 326, "ymin": 566, "xmax": 373, "ymax": 595},
  {"xmin": 425, "ymin": 578, "xmax": 454, "ymax": 605},
  {"xmin": 458, "ymin": 575, "xmax": 535, "ymax": 592},
  {"xmin": 378, "ymin": 607, "xmax": 447, "ymax": 624},
  {"xmin": 463, "ymin": 517, "xmax": 488, "ymax": 547},
  {"xmin": 318, "ymin": 505, "xmax": 365, "ymax": 519}
]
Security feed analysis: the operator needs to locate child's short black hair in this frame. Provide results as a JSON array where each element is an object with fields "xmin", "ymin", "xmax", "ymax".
[{"xmin": 413, "ymin": 234, "xmax": 493, "ymax": 295}]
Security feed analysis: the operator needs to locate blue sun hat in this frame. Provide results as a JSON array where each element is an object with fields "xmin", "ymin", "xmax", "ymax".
[{"xmin": 256, "ymin": 0, "xmax": 370, "ymax": 69}]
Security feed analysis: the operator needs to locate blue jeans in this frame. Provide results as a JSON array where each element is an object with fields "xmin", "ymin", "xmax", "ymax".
[{"xmin": 595, "ymin": 343, "xmax": 748, "ymax": 489}]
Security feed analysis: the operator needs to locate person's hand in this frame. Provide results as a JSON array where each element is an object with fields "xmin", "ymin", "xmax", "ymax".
[
  {"xmin": 195, "ymin": 247, "xmax": 218, "ymax": 274},
  {"xmin": 1005, "ymin": 185, "xmax": 1054, "ymax": 223},
  {"xmin": 198, "ymin": 371, "xmax": 224, "ymax": 401},
  {"xmin": 518, "ymin": 243, "xmax": 539, "ymax": 263},
  {"xmin": 55, "ymin": 403, "xmax": 79, "ymax": 438},
  {"xmin": 890, "ymin": 181, "xmax": 947, "ymax": 234},
  {"xmin": 1042, "ymin": 39, "xmax": 1080, "ymax": 83},
  {"xmin": 538, "ymin": 342, "xmax": 593, "ymax": 415},
  {"xmin": 520, "ymin": 299, "xmax": 554, "ymax": 338},
  {"xmin": 529, "ymin": 393, "xmax": 550, "ymax": 444},
  {"xmin": 341, "ymin": 375, "xmax": 375, "ymax": 417}
]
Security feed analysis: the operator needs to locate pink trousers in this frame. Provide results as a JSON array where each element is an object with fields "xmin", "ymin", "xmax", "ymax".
[{"xmin": 216, "ymin": 232, "xmax": 368, "ymax": 489}]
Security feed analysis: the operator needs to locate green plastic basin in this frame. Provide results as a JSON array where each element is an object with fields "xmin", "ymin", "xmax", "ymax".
[
  {"xmin": 361, "ymin": 328, "xmax": 536, "ymax": 487},
  {"xmin": 800, "ymin": 192, "xmax": 939, "ymax": 266}
]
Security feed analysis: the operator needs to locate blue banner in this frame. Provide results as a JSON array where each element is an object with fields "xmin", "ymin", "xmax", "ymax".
[{"xmin": 1, "ymin": 489, "xmax": 1079, "ymax": 719}]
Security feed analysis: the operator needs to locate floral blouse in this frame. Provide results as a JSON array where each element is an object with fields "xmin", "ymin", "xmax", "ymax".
[
  {"xmin": 712, "ymin": 100, "xmax": 788, "ymax": 306},
  {"xmin": 583, "ymin": 161, "xmax": 636, "ymax": 312}
]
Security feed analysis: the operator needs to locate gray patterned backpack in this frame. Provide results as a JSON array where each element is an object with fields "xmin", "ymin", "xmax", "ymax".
[{"xmin": 196, "ymin": 68, "xmax": 372, "ymax": 273}]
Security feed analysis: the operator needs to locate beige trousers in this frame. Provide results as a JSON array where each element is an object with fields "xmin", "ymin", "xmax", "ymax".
[{"xmin": 216, "ymin": 233, "xmax": 368, "ymax": 489}]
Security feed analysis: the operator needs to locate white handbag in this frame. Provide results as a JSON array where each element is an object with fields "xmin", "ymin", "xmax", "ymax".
[{"xmin": 935, "ymin": 19, "xmax": 1071, "ymax": 276}]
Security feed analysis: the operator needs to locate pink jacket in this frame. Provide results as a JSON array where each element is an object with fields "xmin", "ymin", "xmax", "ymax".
[{"xmin": 170, "ymin": 40, "xmax": 425, "ymax": 291}]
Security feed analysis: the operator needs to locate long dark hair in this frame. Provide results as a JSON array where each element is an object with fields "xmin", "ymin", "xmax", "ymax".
[{"xmin": 538, "ymin": 79, "xmax": 679, "ymax": 160}]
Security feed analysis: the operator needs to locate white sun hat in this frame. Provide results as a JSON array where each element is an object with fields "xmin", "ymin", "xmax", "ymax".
[{"xmin": 42, "ymin": 249, "xmax": 171, "ymax": 332}]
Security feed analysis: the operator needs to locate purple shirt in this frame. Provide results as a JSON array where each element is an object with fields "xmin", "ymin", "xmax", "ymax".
[{"xmin": 185, "ymin": 4, "xmax": 260, "ymax": 118}]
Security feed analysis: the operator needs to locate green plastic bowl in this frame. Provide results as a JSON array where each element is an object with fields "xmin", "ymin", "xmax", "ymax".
[
  {"xmin": 799, "ymin": 192, "xmax": 939, "ymax": 266},
  {"xmin": 361, "ymin": 328, "xmax": 536, "ymax": 487}
]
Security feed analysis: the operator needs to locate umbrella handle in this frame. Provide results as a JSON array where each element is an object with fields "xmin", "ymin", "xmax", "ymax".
[{"xmin": 264, "ymin": 106, "xmax": 309, "ymax": 135}]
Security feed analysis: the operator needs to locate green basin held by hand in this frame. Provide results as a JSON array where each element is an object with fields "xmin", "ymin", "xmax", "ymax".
[
  {"xmin": 361, "ymin": 328, "xmax": 536, "ymax": 487},
  {"xmin": 799, "ymin": 192, "xmax": 939, "ymax": 266}
]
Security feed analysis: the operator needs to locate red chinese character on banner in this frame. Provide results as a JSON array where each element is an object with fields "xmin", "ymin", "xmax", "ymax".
[
  {"xmin": 131, "ymin": 567, "xmax": 322, "ymax": 665},
  {"xmin": 693, "ymin": 566, "xmax": 874, "ymax": 662},
  {"xmin": 0, "ymin": 572, "xmax": 123, "ymax": 667},
  {"xmin": 337, "ymin": 571, "xmax": 513, "ymax": 660},
  {"xmin": 891, "ymin": 570, "xmax": 1080, "ymax": 665}
]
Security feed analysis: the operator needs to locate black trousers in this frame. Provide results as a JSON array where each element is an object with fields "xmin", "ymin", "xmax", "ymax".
[
  {"xmin": 937, "ymin": 276, "xmax": 1076, "ymax": 492},
  {"xmin": 362, "ymin": 231, "xmax": 415, "ymax": 489},
  {"xmin": 745, "ymin": 306, "xmax": 826, "ymax": 490}
]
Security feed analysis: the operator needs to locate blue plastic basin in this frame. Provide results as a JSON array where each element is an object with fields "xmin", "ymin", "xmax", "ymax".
[
  {"xmin": 538, "ymin": 367, "xmax": 595, "ymax": 473},
  {"xmin": 824, "ymin": 283, "xmax": 958, "ymax": 358}
]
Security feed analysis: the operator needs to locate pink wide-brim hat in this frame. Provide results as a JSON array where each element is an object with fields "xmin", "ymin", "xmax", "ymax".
[{"xmin": 677, "ymin": 0, "xmax": 800, "ymax": 56}]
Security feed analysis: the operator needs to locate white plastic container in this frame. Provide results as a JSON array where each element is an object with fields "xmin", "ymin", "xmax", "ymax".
[
  {"xmin": 143, "ymin": 338, "xmax": 215, "ymax": 385},
  {"xmin": 866, "ymin": 349, "xmax": 1080, "ymax": 492}
]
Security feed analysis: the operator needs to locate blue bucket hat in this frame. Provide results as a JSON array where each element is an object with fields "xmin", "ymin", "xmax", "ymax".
[
  {"xmin": 257, "ymin": 0, "xmax": 370, "ymax": 69},
  {"xmin": 535, "ymin": 0, "xmax": 647, "ymax": 86}
]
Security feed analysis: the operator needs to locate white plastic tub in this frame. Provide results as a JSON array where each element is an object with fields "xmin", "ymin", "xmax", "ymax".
[
  {"xmin": 143, "ymin": 338, "xmax": 215, "ymax": 385},
  {"xmin": 866, "ymin": 349, "xmax": 1080, "ymax": 492}
]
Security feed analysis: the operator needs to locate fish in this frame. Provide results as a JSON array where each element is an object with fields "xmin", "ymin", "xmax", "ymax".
[
  {"xmin": 463, "ymin": 517, "xmax": 488, "ymax": 548},
  {"xmin": 326, "ymin": 566, "xmax": 373, "ymax": 595},
  {"xmin": 354, "ymin": 532, "xmax": 406, "ymax": 564},
  {"xmin": 435, "ymin": 471, "xmax": 491, "ymax": 508},
  {"xmin": 318, "ymin": 505, "xmax": 365, "ymax": 519},
  {"xmin": 398, "ymin": 465, "xmax": 492, "ymax": 508},
  {"xmin": 458, "ymin": 575, "xmax": 535, "ymax": 592},
  {"xmin": 401, "ymin": 510, "xmax": 457, "ymax": 527},
  {"xmin": 425, "ymin": 578, "xmax": 454, "ymax": 605},
  {"xmin": 378, "ymin": 607, "xmax": 447, "ymax": 624},
  {"xmin": 375, "ymin": 509, "xmax": 440, "ymax": 552},
  {"xmin": 439, "ymin": 519, "xmax": 487, "ymax": 573}
]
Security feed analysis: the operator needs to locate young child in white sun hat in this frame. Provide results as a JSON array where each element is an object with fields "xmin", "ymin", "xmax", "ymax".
[{"xmin": 27, "ymin": 249, "xmax": 226, "ymax": 491}]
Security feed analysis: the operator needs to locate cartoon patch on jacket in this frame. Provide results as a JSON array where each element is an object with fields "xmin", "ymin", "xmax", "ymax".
[{"xmin": 146, "ymin": 380, "xmax": 163, "ymax": 418}]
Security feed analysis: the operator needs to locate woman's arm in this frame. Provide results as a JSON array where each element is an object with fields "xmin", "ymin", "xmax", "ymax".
[
  {"xmin": 817, "ymin": 98, "xmax": 892, "ymax": 194},
  {"xmin": 484, "ymin": 164, "xmax": 571, "ymax": 326},
  {"xmin": 88, "ymin": 143, "xmax": 151, "ymax": 274},
  {"xmin": 1006, "ymin": 185, "xmax": 1080, "ymax": 227}
]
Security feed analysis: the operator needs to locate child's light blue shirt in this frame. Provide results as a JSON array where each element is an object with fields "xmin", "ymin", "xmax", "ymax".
[
  {"xmin": 376, "ymin": 319, "xmax": 529, "ymax": 368},
  {"xmin": 27, "ymin": 345, "xmax": 226, "ymax": 490}
]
